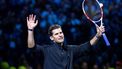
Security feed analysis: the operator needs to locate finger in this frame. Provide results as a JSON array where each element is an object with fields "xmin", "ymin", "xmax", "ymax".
[
  {"xmin": 96, "ymin": 25, "xmax": 103, "ymax": 33},
  {"xmin": 102, "ymin": 29, "xmax": 105, "ymax": 32},
  {"xmin": 27, "ymin": 17, "xmax": 29, "ymax": 24},
  {"xmin": 100, "ymin": 25, "xmax": 105, "ymax": 30},
  {"xmin": 102, "ymin": 26, "xmax": 105, "ymax": 28},
  {"xmin": 35, "ymin": 20, "xmax": 38, "ymax": 25},
  {"xmin": 29, "ymin": 14, "xmax": 32, "ymax": 20},
  {"xmin": 31, "ymin": 14, "xmax": 34, "ymax": 20},
  {"xmin": 100, "ymin": 26, "xmax": 105, "ymax": 33},
  {"xmin": 32, "ymin": 14, "xmax": 34, "ymax": 20},
  {"xmin": 95, "ymin": 24, "xmax": 100, "ymax": 31},
  {"xmin": 102, "ymin": 27, "xmax": 105, "ymax": 32},
  {"xmin": 33, "ymin": 15, "xmax": 36, "ymax": 21}
]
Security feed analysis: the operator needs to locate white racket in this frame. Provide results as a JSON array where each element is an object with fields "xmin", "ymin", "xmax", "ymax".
[{"xmin": 82, "ymin": 0, "xmax": 110, "ymax": 46}]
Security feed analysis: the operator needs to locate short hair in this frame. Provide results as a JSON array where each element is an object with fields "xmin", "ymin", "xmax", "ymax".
[{"xmin": 48, "ymin": 24, "xmax": 61, "ymax": 36}]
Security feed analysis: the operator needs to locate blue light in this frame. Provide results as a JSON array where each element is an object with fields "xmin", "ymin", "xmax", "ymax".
[{"xmin": 9, "ymin": 41, "xmax": 16, "ymax": 49}]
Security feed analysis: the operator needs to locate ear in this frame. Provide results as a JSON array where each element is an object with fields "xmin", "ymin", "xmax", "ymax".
[{"xmin": 50, "ymin": 36, "xmax": 54, "ymax": 41}]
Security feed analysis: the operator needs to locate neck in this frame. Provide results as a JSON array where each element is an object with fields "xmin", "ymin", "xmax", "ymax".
[
  {"xmin": 54, "ymin": 42, "xmax": 63, "ymax": 47},
  {"xmin": 55, "ymin": 42, "xmax": 67, "ymax": 50},
  {"xmin": 58, "ymin": 42, "xmax": 63, "ymax": 46}
]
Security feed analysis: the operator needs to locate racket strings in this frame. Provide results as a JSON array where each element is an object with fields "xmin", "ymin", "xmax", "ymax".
[{"xmin": 83, "ymin": 0, "xmax": 102, "ymax": 21}]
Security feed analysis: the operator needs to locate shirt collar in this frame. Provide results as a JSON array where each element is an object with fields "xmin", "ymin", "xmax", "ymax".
[{"xmin": 52, "ymin": 41, "xmax": 67, "ymax": 50}]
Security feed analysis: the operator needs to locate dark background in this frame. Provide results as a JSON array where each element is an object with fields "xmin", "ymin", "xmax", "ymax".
[{"xmin": 0, "ymin": 0, "xmax": 122, "ymax": 69}]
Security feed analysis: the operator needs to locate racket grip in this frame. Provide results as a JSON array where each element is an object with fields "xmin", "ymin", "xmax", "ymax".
[{"xmin": 102, "ymin": 33, "xmax": 110, "ymax": 46}]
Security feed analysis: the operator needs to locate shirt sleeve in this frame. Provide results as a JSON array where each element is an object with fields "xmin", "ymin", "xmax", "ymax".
[
  {"xmin": 27, "ymin": 44, "xmax": 45, "ymax": 53},
  {"xmin": 68, "ymin": 41, "xmax": 91, "ymax": 57}
]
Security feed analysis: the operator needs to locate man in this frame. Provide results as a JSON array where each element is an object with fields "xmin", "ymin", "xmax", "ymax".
[{"xmin": 27, "ymin": 14, "xmax": 105, "ymax": 69}]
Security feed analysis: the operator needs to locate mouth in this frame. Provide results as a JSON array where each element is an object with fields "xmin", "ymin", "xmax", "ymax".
[{"xmin": 58, "ymin": 37, "xmax": 63, "ymax": 40}]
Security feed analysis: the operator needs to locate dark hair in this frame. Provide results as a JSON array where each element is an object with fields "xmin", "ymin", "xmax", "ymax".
[{"xmin": 48, "ymin": 24, "xmax": 61, "ymax": 36}]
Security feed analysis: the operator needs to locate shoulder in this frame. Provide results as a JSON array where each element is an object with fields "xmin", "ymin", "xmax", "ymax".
[
  {"xmin": 67, "ymin": 45, "xmax": 77, "ymax": 47},
  {"xmin": 66, "ymin": 45, "xmax": 78, "ymax": 50}
]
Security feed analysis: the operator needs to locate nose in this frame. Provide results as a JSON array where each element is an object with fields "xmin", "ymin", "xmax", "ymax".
[
  {"xmin": 59, "ymin": 33, "xmax": 63, "ymax": 37},
  {"xmin": 59, "ymin": 34, "xmax": 62, "ymax": 37}
]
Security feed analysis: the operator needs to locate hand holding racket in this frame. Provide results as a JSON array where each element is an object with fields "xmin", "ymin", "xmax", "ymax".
[
  {"xmin": 82, "ymin": 0, "xmax": 110, "ymax": 46},
  {"xmin": 96, "ymin": 25, "xmax": 105, "ymax": 38}
]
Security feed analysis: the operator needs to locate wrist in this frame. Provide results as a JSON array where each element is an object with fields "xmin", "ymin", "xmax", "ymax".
[
  {"xmin": 95, "ymin": 34, "xmax": 100, "ymax": 39},
  {"xmin": 28, "ymin": 29, "xmax": 33, "ymax": 31}
]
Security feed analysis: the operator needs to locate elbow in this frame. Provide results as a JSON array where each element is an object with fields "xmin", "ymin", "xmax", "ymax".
[
  {"xmin": 90, "ymin": 41, "xmax": 96, "ymax": 46},
  {"xmin": 28, "ymin": 43, "xmax": 35, "ymax": 48}
]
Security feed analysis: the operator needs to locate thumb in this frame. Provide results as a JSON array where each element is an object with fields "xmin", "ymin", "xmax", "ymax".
[
  {"xmin": 35, "ymin": 20, "xmax": 38, "ymax": 26},
  {"xmin": 95, "ymin": 24, "xmax": 100, "ymax": 31}
]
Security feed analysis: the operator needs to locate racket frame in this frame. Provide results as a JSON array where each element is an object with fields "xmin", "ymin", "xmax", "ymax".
[{"xmin": 82, "ymin": 0, "xmax": 110, "ymax": 46}]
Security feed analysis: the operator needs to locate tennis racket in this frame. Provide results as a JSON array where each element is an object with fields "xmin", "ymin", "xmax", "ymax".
[{"xmin": 82, "ymin": 0, "xmax": 110, "ymax": 46}]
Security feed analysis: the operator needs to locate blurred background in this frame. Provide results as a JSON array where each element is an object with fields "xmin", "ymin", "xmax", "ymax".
[{"xmin": 0, "ymin": 0, "xmax": 122, "ymax": 69}]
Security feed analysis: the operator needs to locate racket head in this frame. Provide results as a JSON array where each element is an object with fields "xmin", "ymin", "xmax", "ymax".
[{"xmin": 82, "ymin": 0, "xmax": 103, "ymax": 23}]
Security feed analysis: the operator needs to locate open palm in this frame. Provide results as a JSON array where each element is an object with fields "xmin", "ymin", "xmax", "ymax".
[{"xmin": 27, "ymin": 14, "xmax": 38, "ymax": 29}]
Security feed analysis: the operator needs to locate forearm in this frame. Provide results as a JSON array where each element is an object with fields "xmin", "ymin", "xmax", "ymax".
[
  {"xmin": 28, "ymin": 30, "xmax": 35, "ymax": 48},
  {"xmin": 90, "ymin": 34, "xmax": 100, "ymax": 46},
  {"xmin": 26, "ymin": 14, "xmax": 38, "ymax": 48},
  {"xmin": 90, "ymin": 24, "xmax": 105, "ymax": 46}
]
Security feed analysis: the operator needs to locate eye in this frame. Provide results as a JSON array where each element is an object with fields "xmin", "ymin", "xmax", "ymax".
[
  {"xmin": 55, "ymin": 33, "xmax": 58, "ymax": 35},
  {"xmin": 59, "ymin": 32, "xmax": 63, "ymax": 34}
]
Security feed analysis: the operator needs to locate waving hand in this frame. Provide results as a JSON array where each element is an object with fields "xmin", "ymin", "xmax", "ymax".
[{"xmin": 27, "ymin": 14, "xmax": 38, "ymax": 30}]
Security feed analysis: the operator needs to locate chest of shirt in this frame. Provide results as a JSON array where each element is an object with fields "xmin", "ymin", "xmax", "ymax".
[{"xmin": 44, "ymin": 45, "xmax": 70, "ymax": 62}]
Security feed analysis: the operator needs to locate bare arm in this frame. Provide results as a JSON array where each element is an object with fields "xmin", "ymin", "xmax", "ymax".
[
  {"xmin": 27, "ymin": 14, "xmax": 38, "ymax": 48},
  {"xmin": 90, "ymin": 25, "xmax": 105, "ymax": 46}
]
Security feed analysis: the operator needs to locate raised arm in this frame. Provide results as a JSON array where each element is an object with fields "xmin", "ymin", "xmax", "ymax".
[
  {"xmin": 27, "ymin": 14, "xmax": 38, "ymax": 48},
  {"xmin": 90, "ymin": 25, "xmax": 105, "ymax": 46}
]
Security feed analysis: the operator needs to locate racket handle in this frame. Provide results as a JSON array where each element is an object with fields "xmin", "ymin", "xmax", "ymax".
[{"xmin": 102, "ymin": 33, "xmax": 110, "ymax": 46}]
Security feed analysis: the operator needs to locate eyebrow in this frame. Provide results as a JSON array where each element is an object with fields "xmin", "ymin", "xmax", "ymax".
[{"xmin": 55, "ymin": 33, "xmax": 58, "ymax": 35}]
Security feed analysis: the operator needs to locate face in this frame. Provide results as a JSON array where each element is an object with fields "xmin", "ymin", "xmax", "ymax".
[{"xmin": 50, "ymin": 28, "xmax": 64, "ymax": 43}]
